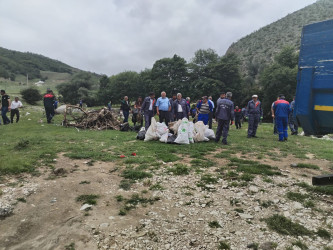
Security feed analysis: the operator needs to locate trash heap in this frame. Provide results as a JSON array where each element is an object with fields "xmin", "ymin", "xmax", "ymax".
[
  {"xmin": 137, "ymin": 117, "xmax": 216, "ymax": 144},
  {"xmin": 63, "ymin": 106, "xmax": 121, "ymax": 130}
]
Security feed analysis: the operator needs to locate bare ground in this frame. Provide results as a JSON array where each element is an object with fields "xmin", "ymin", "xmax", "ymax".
[{"xmin": 0, "ymin": 151, "xmax": 332, "ymax": 250}]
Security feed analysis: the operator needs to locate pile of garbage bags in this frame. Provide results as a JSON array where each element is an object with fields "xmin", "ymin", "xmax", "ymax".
[{"xmin": 137, "ymin": 117, "xmax": 216, "ymax": 144}]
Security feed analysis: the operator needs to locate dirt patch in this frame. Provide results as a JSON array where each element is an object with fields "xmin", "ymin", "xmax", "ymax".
[{"xmin": 0, "ymin": 152, "xmax": 332, "ymax": 249}]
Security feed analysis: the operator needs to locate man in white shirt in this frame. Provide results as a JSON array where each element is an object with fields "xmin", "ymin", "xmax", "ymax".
[{"xmin": 10, "ymin": 97, "xmax": 23, "ymax": 123}]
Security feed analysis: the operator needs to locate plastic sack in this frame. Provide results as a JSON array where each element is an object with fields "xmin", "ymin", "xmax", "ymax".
[
  {"xmin": 194, "ymin": 121, "xmax": 209, "ymax": 142},
  {"xmin": 120, "ymin": 122, "xmax": 130, "ymax": 132},
  {"xmin": 156, "ymin": 122, "xmax": 169, "ymax": 137},
  {"xmin": 136, "ymin": 127, "xmax": 146, "ymax": 140},
  {"xmin": 175, "ymin": 118, "xmax": 190, "ymax": 144},
  {"xmin": 204, "ymin": 128, "xmax": 216, "ymax": 140},
  {"xmin": 167, "ymin": 134, "xmax": 177, "ymax": 144},
  {"xmin": 144, "ymin": 117, "xmax": 160, "ymax": 141},
  {"xmin": 159, "ymin": 132, "xmax": 169, "ymax": 143},
  {"xmin": 188, "ymin": 122, "xmax": 195, "ymax": 143}
]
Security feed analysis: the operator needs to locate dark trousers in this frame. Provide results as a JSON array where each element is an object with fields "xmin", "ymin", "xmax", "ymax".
[
  {"xmin": 215, "ymin": 119, "xmax": 230, "ymax": 144},
  {"xmin": 123, "ymin": 110, "xmax": 129, "ymax": 123},
  {"xmin": 169, "ymin": 112, "xmax": 175, "ymax": 122},
  {"xmin": 10, "ymin": 109, "xmax": 20, "ymax": 123},
  {"xmin": 277, "ymin": 116, "xmax": 288, "ymax": 141},
  {"xmin": 208, "ymin": 112, "xmax": 213, "ymax": 129},
  {"xmin": 273, "ymin": 118, "xmax": 278, "ymax": 134},
  {"xmin": 159, "ymin": 110, "xmax": 170, "ymax": 126},
  {"xmin": 235, "ymin": 118, "xmax": 241, "ymax": 129},
  {"xmin": 176, "ymin": 112, "xmax": 185, "ymax": 121},
  {"xmin": 45, "ymin": 106, "xmax": 55, "ymax": 123},
  {"xmin": 289, "ymin": 114, "xmax": 298, "ymax": 134},
  {"xmin": 248, "ymin": 115, "xmax": 260, "ymax": 136},
  {"xmin": 144, "ymin": 110, "xmax": 154, "ymax": 130},
  {"xmin": 1, "ymin": 106, "xmax": 10, "ymax": 124}
]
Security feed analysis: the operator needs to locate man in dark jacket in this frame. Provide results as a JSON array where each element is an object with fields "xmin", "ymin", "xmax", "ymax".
[
  {"xmin": 1, "ymin": 89, "xmax": 11, "ymax": 125},
  {"xmin": 43, "ymin": 90, "xmax": 55, "ymax": 123},
  {"xmin": 120, "ymin": 96, "xmax": 131, "ymax": 123},
  {"xmin": 245, "ymin": 95, "xmax": 263, "ymax": 138},
  {"xmin": 173, "ymin": 93, "xmax": 189, "ymax": 120},
  {"xmin": 141, "ymin": 92, "xmax": 156, "ymax": 130},
  {"xmin": 234, "ymin": 106, "xmax": 242, "ymax": 129},
  {"xmin": 169, "ymin": 93, "xmax": 177, "ymax": 122},
  {"xmin": 215, "ymin": 92, "xmax": 234, "ymax": 145}
]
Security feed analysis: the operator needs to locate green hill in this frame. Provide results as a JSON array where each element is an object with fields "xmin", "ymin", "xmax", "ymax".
[
  {"xmin": 0, "ymin": 46, "xmax": 76, "ymax": 81},
  {"xmin": 226, "ymin": 0, "xmax": 333, "ymax": 76}
]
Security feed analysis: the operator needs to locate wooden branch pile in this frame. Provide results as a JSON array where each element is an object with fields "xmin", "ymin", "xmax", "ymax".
[{"xmin": 63, "ymin": 105, "xmax": 121, "ymax": 130}]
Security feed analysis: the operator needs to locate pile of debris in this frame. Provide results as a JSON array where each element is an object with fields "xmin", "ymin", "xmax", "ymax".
[
  {"xmin": 62, "ymin": 105, "xmax": 121, "ymax": 130},
  {"xmin": 137, "ymin": 117, "xmax": 216, "ymax": 144}
]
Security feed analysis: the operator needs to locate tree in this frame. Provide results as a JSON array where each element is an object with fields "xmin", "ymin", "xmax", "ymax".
[{"xmin": 20, "ymin": 87, "xmax": 42, "ymax": 105}]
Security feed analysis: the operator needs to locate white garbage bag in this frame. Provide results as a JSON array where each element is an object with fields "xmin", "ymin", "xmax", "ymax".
[
  {"xmin": 194, "ymin": 121, "xmax": 209, "ymax": 142},
  {"xmin": 144, "ymin": 117, "xmax": 160, "ymax": 141},
  {"xmin": 188, "ymin": 122, "xmax": 195, "ymax": 143},
  {"xmin": 170, "ymin": 120, "xmax": 182, "ymax": 135},
  {"xmin": 204, "ymin": 128, "xmax": 216, "ymax": 140},
  {"xmin": 156, "ymin": 122, "xmax": 169, "ymax": 137},
  {"xmin": 159, "ymin": 133, "xmax": 169, "ymax": 143},
  {"xmin": 175, "ymin": 118, "xmax": 190, "ymax": 144}
]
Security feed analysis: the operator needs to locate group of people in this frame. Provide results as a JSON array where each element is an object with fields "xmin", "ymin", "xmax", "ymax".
[{"xmin": 0, "ymin": 90, "xmax": 23, "ymax": 125}]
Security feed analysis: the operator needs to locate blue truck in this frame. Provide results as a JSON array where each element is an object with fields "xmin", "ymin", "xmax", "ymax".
[{"xmin": 294, "ymin": 19, "xmax": 333, "ymax": 135}]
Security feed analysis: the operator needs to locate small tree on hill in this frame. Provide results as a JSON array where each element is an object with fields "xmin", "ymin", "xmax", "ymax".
[{"xmin": 20, "ymin": 87, "xmax": 42, "ymax": 105}]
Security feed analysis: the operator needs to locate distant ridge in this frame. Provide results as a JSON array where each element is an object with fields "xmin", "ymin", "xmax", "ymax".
[{"xmin": 226, "ymin": 0, "xmax": 333, "ymax": 75}]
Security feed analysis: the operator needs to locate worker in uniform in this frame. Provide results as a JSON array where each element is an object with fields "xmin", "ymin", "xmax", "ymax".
[
  {"xmin": 215, "ymin": 92, "xmax": 234, "ymax": 145},
  {"xmin": 234, "ymin": 105, "xmax": 242, "ymax": 129},
  {"xmin": 289, "ymin": 96, "xmax": 298, "ymax": 135},
  {"xmin": 43, "ymin": 90, "xmax": 55, "ymax": 124},
  {"xmin": 273, "ymin": 94, "xmax": 290, "ymax": 141},
  {"xmin": 245, "ymin": 94, "xmax": 263, "ymax": 138}
]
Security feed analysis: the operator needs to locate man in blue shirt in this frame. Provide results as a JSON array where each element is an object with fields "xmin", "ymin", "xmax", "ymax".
[
  {"xmin": 156, "ymin": 91, "xmax": 171, "ymax": 125},
  {"xmin": 215, "ymin": 92, "xmax": 234, "ymax": 145},
  {"xmin": 273, "ymin": 94, "xmax": 291, "ymax": 142}
]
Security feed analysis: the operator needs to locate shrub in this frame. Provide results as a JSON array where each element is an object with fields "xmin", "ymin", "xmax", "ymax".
[{"xmin": 20, "ymin": 87, "xmax": 42, "ymax": 105}]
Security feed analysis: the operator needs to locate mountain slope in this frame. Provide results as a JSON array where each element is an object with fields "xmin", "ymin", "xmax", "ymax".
[
  {"xmin": 226, "ymin": 0, "xmax": 333, "ymax": 75},
  {"xmin": 0, "ymin": 47, "xmax": 75, "ymax": 80}
]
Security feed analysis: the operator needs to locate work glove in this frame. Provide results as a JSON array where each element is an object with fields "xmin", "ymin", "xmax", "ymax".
[
  {"xmin": 230, "ymin": 121, "xmax": 234, "ymax": 125},
  {"xmin": 260, "ymin": 116, "xmax": 263, "ymax": 120}
]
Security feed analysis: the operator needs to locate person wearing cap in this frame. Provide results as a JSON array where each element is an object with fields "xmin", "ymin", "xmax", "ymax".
[
  {"xmin": 141, "ymin": 92, "xmax": 156, "ymax": 130},
  {"xmin": 245, "ymin": 95, "xmax": 263, "ymax": 138},
  {"xmin": 289, "ymin": 96, "xmax": 298, "ymax": 135},
  {"xmin": 10, "ymin": 97, "xmax": 23, "ymax": 123},
  {"xmin": 43, "ymin": 90, "xmax": 55, "ymax": 124},
  {"xmin": 273, "ymin": 94, "xmax": 291, "ymax": 141},
  {"xmin": 197, "ymin": 96, "xmax": 213, "ymax": 125},
  {"xmin": 215, "ymin": 92, "xmax": 234, "ymax": 145},
  {"xmin": 173, "ymin": 93, "xmax": 189, "ymax": 120}
]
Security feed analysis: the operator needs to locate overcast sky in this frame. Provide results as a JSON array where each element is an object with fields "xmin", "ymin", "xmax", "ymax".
[{"xmin": 0, "ymin": 0, "xmax": 316, "ymax": 76}]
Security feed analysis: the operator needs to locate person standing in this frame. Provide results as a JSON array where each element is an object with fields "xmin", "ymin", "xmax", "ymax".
[
  {"xmin": 10, "ymin": 97, "xmax": 23, "ymax": 123},
  {"xmin": 215, "ymin": 92, "xmax": 234, "ymax": 145},
  {"xmin": 234, "ymin": 106, "xmax": 242, "ymax": 129},
  {"xmin": 79, "ymin": 99, "xmax": 83, "ymax": 108},
  {"xmin": 156, "ymin": 91, "xmax": 171, "ymax": 126},
  {"xmin": 208, "ymin": 96, "xmax": 215, "ymax": 129},
  {"xmin": 197, "ymin": 96, "xmax": 213, "ymax": 125},
  {"xmin": 132, "ymin": 97, "xmax": 143, "ymax": 127},
  {"xmin": 174, "ymin": 93, "xmax": 189, "ymax": 120},
  {"xmin": 141, "ymin": 92, "xmax": 156, "ymax": 130},
  {"xmin": 107, "ymin": 100, "xmax": 112, "ymax": 111},
  {"xmin": 245, "ymin": 94, "xmax": 263, "ymax": 138},
  {"xmin": 43, "ymin": 90, "xmax": 55, "ymax": 124},
  {"xmin": 289, "ymin": 96, "xmax": 298, "ymax": 135},
  {"xmin": 120, "ymin": 96, "xmax": 131, "ymax": 123},
  {"xmin": 169, "ymin": 93, "xmax": 177, "ymax": 122},
  {"xmin": 273, "ymin": 94, "xmax": 290, "ymax": 142},
  {"xmin": 1, "ymin": 90, "xmax": 11, "ymax": 125},
  {"xmin": 271, "ymin": 96, "xmax": 279, "ymax": 135}
]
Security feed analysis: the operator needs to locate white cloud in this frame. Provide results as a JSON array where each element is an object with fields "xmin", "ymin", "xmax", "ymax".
[{"xmin": 0, "ymin": 0, "xmax": 316, "ymax": 75}]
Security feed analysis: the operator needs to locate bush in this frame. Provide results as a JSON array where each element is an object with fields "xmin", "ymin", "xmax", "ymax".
[{"xmin": 20, "ymin": 87, "xmax": 42, "ymax": 105}]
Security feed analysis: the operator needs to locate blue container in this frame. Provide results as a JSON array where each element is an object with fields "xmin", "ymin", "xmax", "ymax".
[{"xmin": 295, "ymin": 19, "xmax": 333, "ymax": 135}]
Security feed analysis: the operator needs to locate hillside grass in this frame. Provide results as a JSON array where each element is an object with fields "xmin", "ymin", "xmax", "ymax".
[{"xmin": 0, "ymin": 105, "xmax": 332, "ymax": 176}]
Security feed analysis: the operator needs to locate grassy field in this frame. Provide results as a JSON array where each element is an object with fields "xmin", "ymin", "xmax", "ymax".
[{"xmin": 0, "ymin": 105, "xmax": 332, "ymax": 176}]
